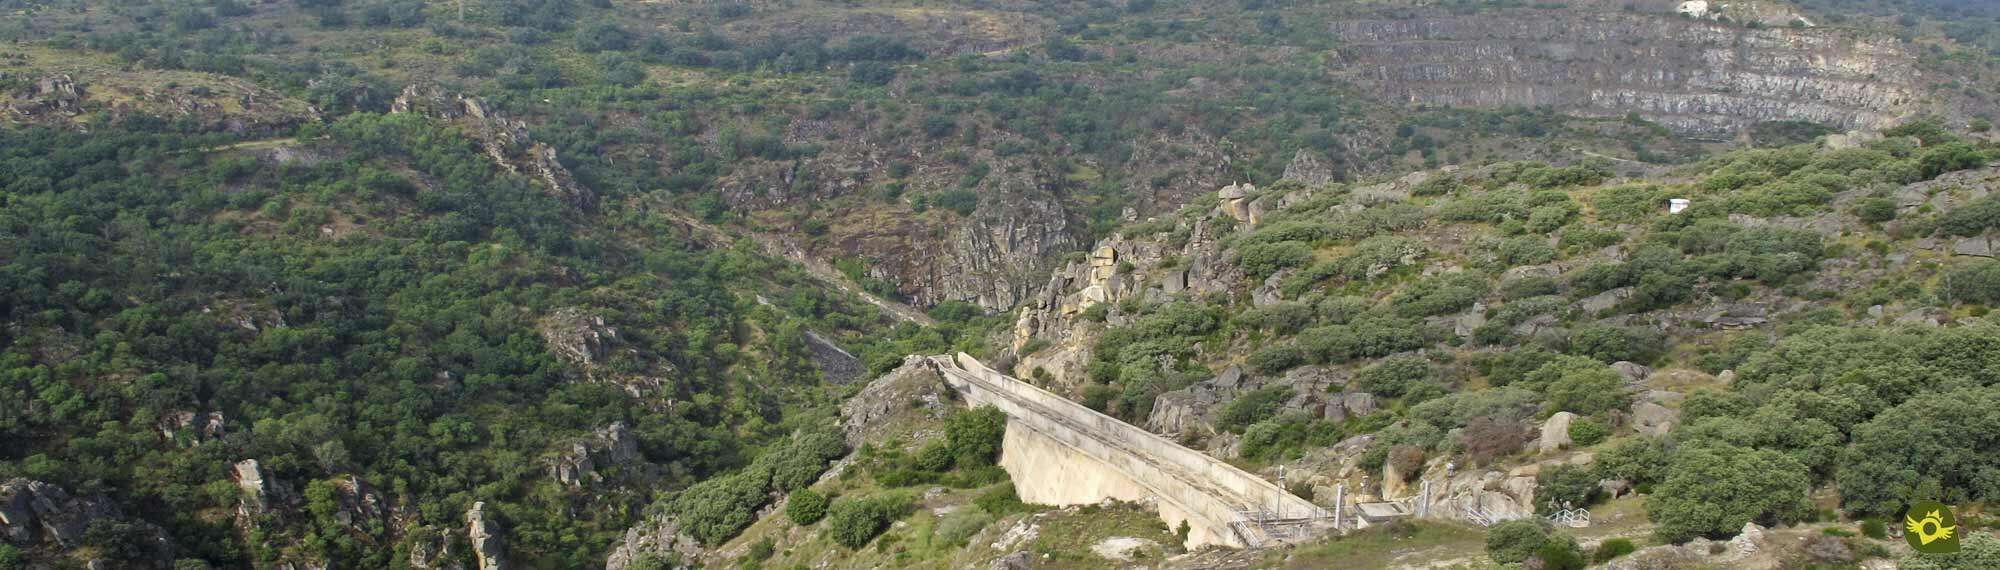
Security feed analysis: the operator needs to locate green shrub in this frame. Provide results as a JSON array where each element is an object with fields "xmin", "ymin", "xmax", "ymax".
[
  {"xmin": 747, "ymin": 536, "xmax": 775, "ymax": 561},
  {"xmin": 1217, "ymin": 386, "xmax": 1294, "ymax": 433},
  {"xmin": 1486, "ymin": 519, "xmax": 1555, "ymax": 564},
  {"xmin": 946, "ymin": 407, "xmax": 1007, "ymax": 467},
  {"xmin": 1942, "ymin": 261, "xmax": 2000, "ymax": 305},
  {"xmin": 1236, "ymin": 241, "xmax": 1314, "ymax": 278},
  {"xmin": 1593, "ymin": 185, "xmax": 1667, "ymax": 223},
  {"xmin": 1536, "ymin": 537, "xmax": 1587, "ymax": 570},
  {"xmin": 1567, "ymin": 324, "xmax": 1663, "ymax": 364},
  {"xmin": 1648, "ymin": 445, "xmax": 1812, "ymax": 543},
  {"xmin": 1394, "ymin": 272, "xmax": 1489, "ymax": 317},
  {"xmin": 1538, "ymin": 463, "xmax": 1604, "ymax": 513},
  {"xmin": 1593, "ymin": 538, "xmax": 1637, "ymax": 563},
  {"xmin": 825, "ymin": 495, "xmax": 909, "ymax": 548},
  {"xmin": 1247, "ymin": 344, "xmax": 1307, "ymax": 374},
  {"xmin": 1854, "ymin": 197, "xmax": 1898, "ymax": 223},
  {"xmin": 932, "ymin": 510, "xmax": 995, "ymax": 547},
  {"xmin": 1860, "ymin": 518, "xmax": 1887, "ymax": 539},
  {"xmin": 787, "ymin": 489, "xmax": 829, "ymax": 525},
  {"xmin": 1542, "ymin": 366, "xmax": 1631, "ymax": 417},
  {"xmin": 1500, "ymin": 276, "xmax": 1560, "ymax": 300},
  {"xmin": 1567, "ymin": 416, "xmax": 1609, "ymax": 447},
  {"xmin": 915, "ymin": 441, "xmax": 955, "ymax": 472},
  {"xmin": 974, "ymin": 483, "xmax": 1026, "ymax": 514},
  {"xmin": 1525, "ymin": 205, "xmax": 1576, "ymax": 234},
  {"xmin": 1356, "ymin": 355, "xmax": 1434, "ymax": 398}
]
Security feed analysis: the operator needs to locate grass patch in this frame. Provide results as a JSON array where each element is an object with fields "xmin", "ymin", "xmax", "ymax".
[{"xmin": 1281, "ymin": 520, "xmax": 1487, "ymax": 569}]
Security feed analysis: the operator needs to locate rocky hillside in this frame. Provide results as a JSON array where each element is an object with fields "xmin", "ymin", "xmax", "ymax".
[
  {"xmin": 8, "ymin": 1, "xmax": 1994, "ymax": 314},
  {"xmin": 1002, "ymin": 123, "xmax": 2000, "ymax": 556}
]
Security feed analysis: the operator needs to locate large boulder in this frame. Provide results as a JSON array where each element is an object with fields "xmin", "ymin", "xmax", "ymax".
[
  {"xmin": 1631, "ymin": 401, "xmax": 1679, "ymax": 437},
  {"xmin": 1539, "ymin": 412, "xmax": 1577, "ymax": 453},
  {"xmin": 1610, "ymin": 361, "xmax": 1652, "ymax": 385}
]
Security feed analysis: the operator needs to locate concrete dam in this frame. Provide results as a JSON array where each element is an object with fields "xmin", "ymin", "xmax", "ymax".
[{"xmin": 927, "ymin": 354, "xmax": 1333, "ymax": 548}]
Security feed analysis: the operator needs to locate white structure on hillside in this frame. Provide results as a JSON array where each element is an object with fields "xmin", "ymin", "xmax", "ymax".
[
  {"xmin": 1678, "ymin": 1, "xmax": 1711, "ymax": 18},
  {"xmin": 1669, "ymin": 198, "xmax": 1692, "ymax": 214}
]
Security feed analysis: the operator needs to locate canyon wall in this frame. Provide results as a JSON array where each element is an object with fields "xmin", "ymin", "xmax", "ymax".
[{"xmin": 1332, "ymin": 11, "xmax": 1922, "ymax": 139}]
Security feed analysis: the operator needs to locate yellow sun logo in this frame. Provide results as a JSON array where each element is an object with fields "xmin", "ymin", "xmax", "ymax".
[
  {"xmin": 1904, "ymin": 502, "xmax": 1960, "ymax": 554},
  {"xmin": 1905, "ymin": 509, "xmax": 1955, "ymax": 545}
]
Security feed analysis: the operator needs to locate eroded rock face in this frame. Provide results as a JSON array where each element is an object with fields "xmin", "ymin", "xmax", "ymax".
[
  {"xmin": 466, "ymin": 502, "xmax": 505, "ymax": 570},
  {"xmin": 551, "ymin": 422, "xmax": 643, "ymax": 487},
  {"xmin": 603, "ymin": 516, "xmax": 704, "ymax": 570},
  {"xmin": 1011, "ymin": 196, "xmax": 1249, "ymax": 394},
  {"xmin": 234, "ymin": 459, "xmax": 275, "ymax": 515},
  {"xmin": 1, "ymin": 479, "xmax": 115, "ymax": 547},
  {"xmin": 1281, "ymin": 149, "xmax": 1339, "ymax": 187},
  {"xmin": 407, "ymin": 526, "xmax": 466, "ymax": 570},
  {"xmin": 1331, "ymin": 10, "xmax": 1921, "ymax": 139}
]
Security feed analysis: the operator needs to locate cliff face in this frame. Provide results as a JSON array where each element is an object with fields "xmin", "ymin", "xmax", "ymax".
[{"xmin": 1331, "ymin": 10, "xmax": 1922, "ymax": 139}]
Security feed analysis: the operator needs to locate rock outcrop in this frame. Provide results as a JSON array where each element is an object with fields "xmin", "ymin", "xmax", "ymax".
[
  {"xmin": 536, "ymin": 307, "xmax": 674, "ymax": 401},
  {"xmin": 551, "ymin": 422, "xmax": 642, "ymax": 487},
  {"xmin": 157, "ymin": 410, "xmax": 225, "ymax": 447},
  {"xmin": 407, "ymin": 526, "xmax": 467, "ymax": 570},
  {"xmin": 1011, "ymin": 203, "xmax": 1248, "ymax": 393},
  {"xmin": 838, "ymin": 356, "xmax": 952, "ymax": 447},
  {"xmin": 466, "ymin": 502, "xmax": 505, "ymax": 570},
  {"xmin": 603, "ymin": 516, "xmax": 704, "ymax": 570},
  {"xmin": 1, "ymin": 479, "xmax": 118, "ymax": 547},
  {"xmin": 391, "ymin": 85, "xmax": 595, "ymax": 211},
  {"xmin": 233, "ymin": 459, "xmax": 277, "ymax": 516},
  {"xmin": 1331, "ymin": 9, "xmax": 1923, "ymax": 139}
]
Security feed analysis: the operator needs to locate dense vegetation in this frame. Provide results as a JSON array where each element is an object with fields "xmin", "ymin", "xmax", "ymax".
[{"xmin": 0, "ymin": 114, "xmax": 917, "ymax": 566}]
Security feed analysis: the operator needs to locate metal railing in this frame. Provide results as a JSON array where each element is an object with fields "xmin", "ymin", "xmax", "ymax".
[{"xmin": 1548, "ymin": 508, "xmax": 1591, "ymax": 528}]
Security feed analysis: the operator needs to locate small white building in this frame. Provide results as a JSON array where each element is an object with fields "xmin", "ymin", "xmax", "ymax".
[
  {"xmin": 1669, "ymin": 198, "xmax": 1692, "ymax": 214},
  {"xmin": 1678, "ymin": 1, "xmax": 1711, "ymax": 18}
]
